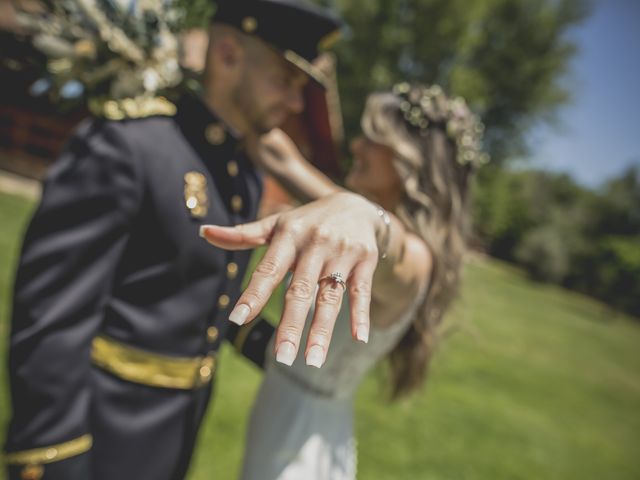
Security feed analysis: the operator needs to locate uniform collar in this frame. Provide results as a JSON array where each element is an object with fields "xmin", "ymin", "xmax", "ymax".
[{"xmin": 174, "ymin": 94, "xmax": 243, "ymax": 158}]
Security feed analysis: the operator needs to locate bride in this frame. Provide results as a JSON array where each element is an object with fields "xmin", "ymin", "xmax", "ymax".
[{"xmin": 203, "ymin": 83, "xmax": 487, "ymax": 479}]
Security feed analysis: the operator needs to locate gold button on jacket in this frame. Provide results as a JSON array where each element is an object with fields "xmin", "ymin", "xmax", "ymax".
[
  {"xmin": 231, "ymin": 195, "xmax": 243, "ymax": 212},
  {"xmin": 207, "ymin": 326, "xmax": 219, "ymax": 342},
  {"xmin": 205, "ymin": 123, "xmax": 226, "ymax": 145},
  {"xmin": 218, "ymin": 294, "xmax": 230, "ymax": 309},
  {"xmin": 227, "ymin": 160, "xmax": 239, "ymax": 177},
  {"xmin": 226, "ymin": 262, "xmax": 239, "ymax": 279}
]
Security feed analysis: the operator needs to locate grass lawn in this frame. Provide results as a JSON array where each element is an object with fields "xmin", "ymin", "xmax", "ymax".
[{"xmin": 1, "ymin": 190, "xmax": 639, "ymax": 479}]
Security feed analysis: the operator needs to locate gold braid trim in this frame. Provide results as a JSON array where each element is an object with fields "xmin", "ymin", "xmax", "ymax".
[
  {"xmin": 88, "ymin": 96, "xmax": 177, "ymax": 120},
  {"xmin": 4, "ymin": 434, "xmax": 93, "ymax": 465},
  {"xmin": 91, "ymin": 336, "xmax": 215, "ymax": 390}
]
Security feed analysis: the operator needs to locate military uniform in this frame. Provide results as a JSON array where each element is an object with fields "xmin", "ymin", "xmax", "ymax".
[
  {"xmin": 3, "ymin": 1, "xmax": 343, "ymax": 478},
  {"xmin": 4, "ymin": 93, "xmax": 265, "ymax": 480}
]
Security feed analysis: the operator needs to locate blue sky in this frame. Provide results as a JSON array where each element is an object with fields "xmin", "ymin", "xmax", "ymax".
[{"xmin": 529, "ymin": 0, "xmax": 640, "ymax": 188}]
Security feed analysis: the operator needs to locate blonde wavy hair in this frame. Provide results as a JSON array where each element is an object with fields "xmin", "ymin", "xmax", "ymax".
[{"xmin": 360, "ymin": 84, "xmax": 485, "ymax": 399}]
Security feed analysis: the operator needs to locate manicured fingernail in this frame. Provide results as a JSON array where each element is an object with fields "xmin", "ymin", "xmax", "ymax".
[
  {"xmin": 199, "ymin": 225, "xmax": 209, "ymax": 238},
  {"xmin": 276, "ymin": 341, "xmax": 296, "ymax": 366},
  {"xmin": 229, "ymin": 304, "xmax": 250, "ymax": 325},
  {"xmin": 356, "ymin": 324, "xmax": 369, "ymax": 343},
  {"xmin": 306, "ymin": 345, "xmax": 325, "ymax": 368}
]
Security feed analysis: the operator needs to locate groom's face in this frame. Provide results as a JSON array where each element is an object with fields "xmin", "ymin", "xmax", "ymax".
[{"xmin": 232, "ymin": 40, "xmax": 308, "ymax": 135}]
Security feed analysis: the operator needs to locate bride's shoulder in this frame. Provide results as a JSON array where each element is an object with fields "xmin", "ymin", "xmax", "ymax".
[{"xmin": 404, "ymin": 234, "xmax": 432, "ymax": 284}]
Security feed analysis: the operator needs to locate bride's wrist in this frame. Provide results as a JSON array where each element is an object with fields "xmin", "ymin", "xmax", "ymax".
[{"xmin": 367, "ymin": 201, "xmax": 391, "ymax": 259}]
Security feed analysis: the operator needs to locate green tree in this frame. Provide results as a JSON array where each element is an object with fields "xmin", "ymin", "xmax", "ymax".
[
  {"xmin": 567, "ymin": 166, "xmax": 640, "ymax": 315},
  {"xmin": 472, "ymin": 167, "xmax": 538, "ymax": 258},
  {"xmin": 591, "ymin": 165, "xmax": 640, "ymax": 236},
  {"xmin": 474, "ymin": 164, "xmax": 640, "ymax": 317},
  {"xmin": 319, "ymin": 0, "xmax": 589, "ymax": 165}
]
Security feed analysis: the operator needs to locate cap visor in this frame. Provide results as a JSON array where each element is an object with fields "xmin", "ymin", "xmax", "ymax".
[{"xmin": 283, "ymin": 50, "xmax": 329, "ymax": 89}]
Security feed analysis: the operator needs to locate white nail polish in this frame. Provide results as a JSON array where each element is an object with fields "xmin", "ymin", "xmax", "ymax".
[
  {"xmin": 306, "ymin": 345, "xmax": 325, "ymax": 368},
  {"xmin": 198, "ymin": 225, "xmax": 208, "ymax": 238},
  {"xmin": 356, "ymin": 325, "xmax": 369, "ymax": 343},
  {"xmin": 276, "ymin": 342, "xmax": 296, "ymax": 366},
  {"xmin": 229, "ymin": 304, "xmax": 250, "ymax": 325}
]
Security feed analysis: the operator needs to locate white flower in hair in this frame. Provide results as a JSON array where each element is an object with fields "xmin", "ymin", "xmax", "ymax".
[{"xmin": 392, "ymin": 82, "xmax": 489, "ymax": 168}]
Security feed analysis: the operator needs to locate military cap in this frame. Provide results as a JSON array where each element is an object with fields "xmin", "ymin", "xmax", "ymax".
[{"xmin": 213, "ymin": 0, "xmax": 344, "ymax": 87}]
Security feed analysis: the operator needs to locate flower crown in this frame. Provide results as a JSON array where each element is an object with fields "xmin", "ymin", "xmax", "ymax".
[{"xmin": 392, "ymin": 82, "xmax": 489, "ymax": 168}]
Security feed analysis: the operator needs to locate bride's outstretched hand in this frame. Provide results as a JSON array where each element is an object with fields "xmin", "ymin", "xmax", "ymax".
[{"xmin": 200, "ymin": 192, "xmax": 382, "ymax": 368}]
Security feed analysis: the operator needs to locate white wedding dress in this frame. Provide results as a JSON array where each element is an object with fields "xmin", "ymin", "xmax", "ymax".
[{"xmin": 240, "ymin": 289, "xmax": 425, "ymax": 480}]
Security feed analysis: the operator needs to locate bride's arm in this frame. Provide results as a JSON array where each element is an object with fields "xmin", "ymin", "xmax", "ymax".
[{"xmin": 249, "ymin": 129, "xmax": 343, "ymax": 204}]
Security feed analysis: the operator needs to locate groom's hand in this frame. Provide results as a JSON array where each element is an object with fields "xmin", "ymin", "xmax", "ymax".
[{"xmin": 200, "ymin": 192, "xmax": 381, "ymax": 368}]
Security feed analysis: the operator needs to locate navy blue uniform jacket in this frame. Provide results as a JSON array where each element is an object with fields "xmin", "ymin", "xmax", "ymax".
[{"xmin": 4, "ymin": 95, "xmax": 272, "ymax": 480}]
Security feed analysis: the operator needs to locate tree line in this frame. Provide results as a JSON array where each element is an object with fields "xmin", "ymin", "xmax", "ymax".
[{"xmin": 475, "ymin": 164, "xmax": 640, "ymax": 316}]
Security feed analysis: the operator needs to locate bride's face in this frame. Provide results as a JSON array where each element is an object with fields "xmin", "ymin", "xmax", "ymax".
[{"xmin": 345, "ymin": 136, "xmax": 403, "ymax": 209}]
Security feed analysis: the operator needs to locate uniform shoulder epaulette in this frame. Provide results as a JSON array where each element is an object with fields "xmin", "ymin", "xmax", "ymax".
[{"xmin": 88, "ymin": 96, "xmax": 177, "ymax": 121}]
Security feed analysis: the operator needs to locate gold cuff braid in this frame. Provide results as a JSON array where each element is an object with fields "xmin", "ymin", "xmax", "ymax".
[
  {"xmin": 4, "ymin": 434, "xmax": 92, "ymax": 465},
  {"xmin": 91, "ymin": 335, "xmax": 215, "ymax": 389}
]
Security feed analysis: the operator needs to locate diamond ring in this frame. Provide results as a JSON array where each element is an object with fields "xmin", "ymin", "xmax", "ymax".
[{"xmin": 320, "ymin": 272, "xmax": 347, "ymax": 290}]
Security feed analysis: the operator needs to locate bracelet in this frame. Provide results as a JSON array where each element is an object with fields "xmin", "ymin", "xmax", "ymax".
[{"xmin": 369, "ymin": 201, "xmax": 391, "ymax": 259}]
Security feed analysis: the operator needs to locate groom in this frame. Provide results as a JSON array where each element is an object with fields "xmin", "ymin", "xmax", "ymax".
[{"xmin": 4, "ymin": 1, "xmax": 346, "ymax": 479}]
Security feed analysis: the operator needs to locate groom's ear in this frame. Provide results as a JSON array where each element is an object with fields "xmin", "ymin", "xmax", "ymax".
[{"xmin": 226, "ymin": 317, "xmax": 276, "ymax": 369}]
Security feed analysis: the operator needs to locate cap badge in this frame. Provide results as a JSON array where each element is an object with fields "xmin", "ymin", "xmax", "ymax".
[
  {"xmin": 241, "ymin": 16, "xmax": 258, "ymax": 33},
  {"xmin": 184, "ymin": 171, "xmax": 209, "ymax": 218}
]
